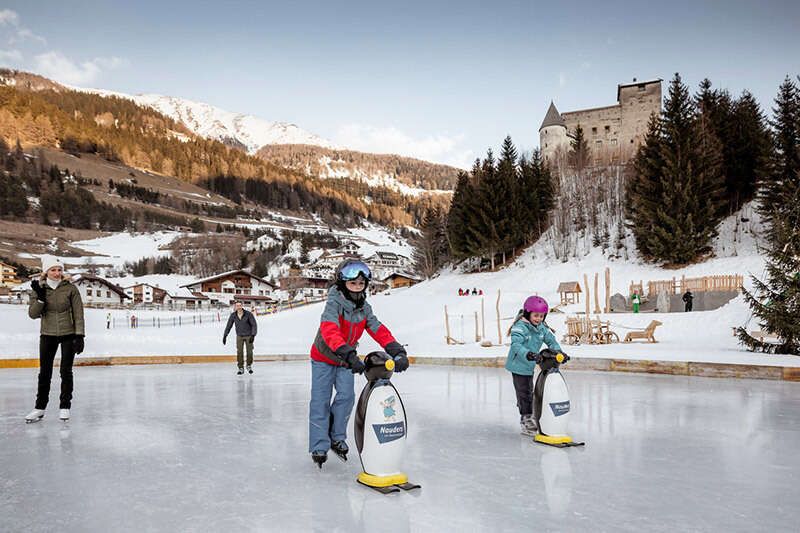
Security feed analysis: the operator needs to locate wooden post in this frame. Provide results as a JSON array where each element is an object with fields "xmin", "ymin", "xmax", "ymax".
[
  {"xmin": 594, "ymin": 272, "xmax": 601, "ymax": 314},
  {"xmin": 444, "ymin": 305, "xmax": 452, "ymax": 344},
  {"xmin": 474, "ymin": 312, "xmax": 480, "ymax": 342},
  {"xmin": 583, "ymin": 274, "xmax": 591, "ymax": 336},
  {"xmin": 605, "ymin": 267, "xmax": 611, "ymax": 313},
  {"xmin": 496, "ymin": 290, "xmax": 502, "ymax": 345},
  {"xmin": 481, "ymin": 297, "xmax": 486, "ymax": 340}
]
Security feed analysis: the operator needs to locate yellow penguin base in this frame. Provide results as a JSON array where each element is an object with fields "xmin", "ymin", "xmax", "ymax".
[{"xmin": 357, "ymin": 472, "xmax": 408, "ymax": 488}]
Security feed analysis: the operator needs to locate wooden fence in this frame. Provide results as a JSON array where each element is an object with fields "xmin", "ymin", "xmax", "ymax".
[{"xmin": 629, "ymin": 274, "xmax": 743, "ymax": 298}]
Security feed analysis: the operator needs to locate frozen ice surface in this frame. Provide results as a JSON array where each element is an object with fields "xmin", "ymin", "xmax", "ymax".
[{"xmin": 1, "ymin": 362, "xmax": 798, "ymax": 532}]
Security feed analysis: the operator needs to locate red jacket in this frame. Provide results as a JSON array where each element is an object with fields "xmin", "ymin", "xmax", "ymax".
[{"xmin": 310, "ymin": 287, "xmax": 396, "ymax": 366}]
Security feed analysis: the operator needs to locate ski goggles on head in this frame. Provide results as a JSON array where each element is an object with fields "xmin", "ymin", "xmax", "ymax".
[{"xmin": 339, "ymin": 261, "xmax": 371, "ymax": 281}]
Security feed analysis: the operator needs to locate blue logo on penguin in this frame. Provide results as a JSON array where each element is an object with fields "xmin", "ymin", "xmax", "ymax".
[
  {"xmin": 380, "ymin": 395, "xmax": 397, "ymax": 420},
  {"xmin": 372, "ymin": 421, "xmax": 405, "ymax": 443},
  {"xmin": 550, "ymin": 401, "xmax": 570, "ymax": 416}
]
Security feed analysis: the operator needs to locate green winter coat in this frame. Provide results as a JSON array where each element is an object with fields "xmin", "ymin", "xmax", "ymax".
[
  {"xmin": 28, "ymin": 279, "xmax": 85, "ymax": 336},
  {"xmin": 505, "ymin": 318, "xmax": 562, "ymax": 376}
]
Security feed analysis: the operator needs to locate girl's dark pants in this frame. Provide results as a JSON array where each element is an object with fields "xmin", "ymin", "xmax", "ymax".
[
  {"xmin": 512, "ymin": 373, "xmax": 533, "ymax": 416},
  {"xmin": 35, "ymin": 335, "xmax": 76, "ymax": 410}
]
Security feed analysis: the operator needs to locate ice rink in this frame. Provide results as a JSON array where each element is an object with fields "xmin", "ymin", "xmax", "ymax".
[{"xmin": 1, "ymin": 362, "xmax": 798, "ymax": 532}]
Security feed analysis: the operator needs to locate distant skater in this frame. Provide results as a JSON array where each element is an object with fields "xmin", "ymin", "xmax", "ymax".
[{"xmin": 223, "ymin": 301, "xmax": 258, "ymax": 375}]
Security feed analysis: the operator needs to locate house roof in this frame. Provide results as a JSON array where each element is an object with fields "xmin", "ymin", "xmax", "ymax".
[
  {"xmin": 166, "ymin": 288, "xmax": 209, "ymax": 300},
  {"xmin": 233, "ymin": 294, "xmax": 277, "ymax": 302},
  {"xmin": 123, "ymin": 283, "xmax": 166, "ymax": 291},
  {"xmin": 557, "ymin": 281, "xmax": 582, "ymax": 293},
  {"xmin": 72, "ymin": 274, "xmax": 130, "ymax": 298},
  {"xmin": 382, "ymin": 271, "xmax": 422, "ymax": 282},
  {"xmin": 539, "ymin": 101, "xmax": 566, "ymax": 131},
  {"xmin": 181, "ymin": 270, "xmax": 276, "ymax": 289}
]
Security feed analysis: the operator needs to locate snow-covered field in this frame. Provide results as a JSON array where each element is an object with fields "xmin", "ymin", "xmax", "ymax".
[{"xmin": 3, "ymin": 246, "xmax": 797, "ymax": 368}]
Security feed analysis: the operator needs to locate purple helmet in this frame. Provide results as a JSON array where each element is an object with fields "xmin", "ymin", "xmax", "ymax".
[{"xmin": 523, "ymin": 295, "xmax": 549, "ymax": 314}]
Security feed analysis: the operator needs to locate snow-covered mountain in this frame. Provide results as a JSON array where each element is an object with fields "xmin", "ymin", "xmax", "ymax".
[{"xmin": 73, "ymin": 87, "xmax": 335, "ymax": 153}]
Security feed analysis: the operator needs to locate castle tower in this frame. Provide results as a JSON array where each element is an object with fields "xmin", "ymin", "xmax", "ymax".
[{"xmin": 539, "ymin": 101, "xmax": 569, "ymax": 166}]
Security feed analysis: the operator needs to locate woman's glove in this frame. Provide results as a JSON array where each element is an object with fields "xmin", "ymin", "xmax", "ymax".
[
  {"xmin": 73, "ymin": 335, "xmax": 85, "ymax": 355},
  {"xmin": 31, "ymin": 279, "xmax": 47, "ymax": 302},
  {"xmin": 336, "ymin": 345, "xmax": 364, "ymax": 374}
]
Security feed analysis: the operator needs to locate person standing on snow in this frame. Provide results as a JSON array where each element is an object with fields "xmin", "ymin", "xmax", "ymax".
[
  {"xmin": 682, "ymin": 290, "xmax": 694, "ymax": 312},
  {"xmin": 308, "ymin": 259, "xmax": 409, "ymax": 468},
  {"xmin": 24, "ymin": 255, "xmax": 85, "ymax": 423},
  {"xmin": 505, "ymin": 296, "xmax": 563, "ymax": 436},
  {"xmin": 631, "ymin": 293, "xmax": 641, "ymax": 313},
  {"xmin": 223, "ymin": 301, "xmax": 258, "ymax": 375}
]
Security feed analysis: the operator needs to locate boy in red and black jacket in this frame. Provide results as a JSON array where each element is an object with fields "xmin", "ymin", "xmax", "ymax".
[{"xmin": 309, "ymin": 259, "xmax": 408, "ymax": 468}]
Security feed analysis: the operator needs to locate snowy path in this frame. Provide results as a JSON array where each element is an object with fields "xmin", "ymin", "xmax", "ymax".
[{"xmin": 1, "ymin": 363, "xmax": 798, "ymax": 531}]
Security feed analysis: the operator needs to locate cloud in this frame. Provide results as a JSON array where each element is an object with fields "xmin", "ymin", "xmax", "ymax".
[
  {"xmin": 33, "ymin": 51, "xmax": 127, "ymax": 86},
  {"xmin": 558, "ymin": 72, "xmax": 567, "ymax": 87},
  {"xmin": 0, "ymin": 48, "xmax": 22, "ymax": 63},
  {"xmin": 0, "ymin": 9, "xmax": 19, "ymax": 26},
  {"xmin": 335, "ymin": 124, "xmax": 474, "ymax": 169},
  {"xmin": 12, "ymin": 28, "xmax": 47, "ymax": 45}
]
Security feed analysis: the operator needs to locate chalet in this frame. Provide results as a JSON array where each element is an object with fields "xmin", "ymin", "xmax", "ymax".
[
  {"xmin": 181, "ymin": 270, "xmax": 277, "ymax": 306},
  {"xmin": 382, "ymin": 271, "xmax": 422, "ymax": 289},
  {"xmin": 72, "ymin": 274, "xmax": 129, "ymax": 305},
  {"xmin": 124, "ymin": 283, "xmax": 168, "ymax": 305},
  {"xmin": 365, "ymin": 251, "xmax": 412, "ymax": 280},
  {"xmin": 0, "ymin": 262, "xmax": 21, "ymax": 287},
  {"xmin": 279, "ymin": 275, "xmax": 330, "ymax": 300},
  {"xmin": 163, "ymin": 288, "xmax": 210, "ymax": 310}
]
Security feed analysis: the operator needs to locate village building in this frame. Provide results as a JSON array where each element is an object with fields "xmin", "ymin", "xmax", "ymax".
[
  {"xmin": 180, "ymin": 269, "xmax": 277, "ymax": 306},
  {"xmin": 124, "ymin": 283, "xmax": 168, "ymax": 305},
  {"xmin": 382, "ymin": 271, "xmax": 422, "ymax": 289},
  {"xmin": 163, "ymin": 288, "xmax": 211, "ymax": 310},
  {"xmin": 0, "ymin": 261, "xmax": 21, "ymax": 286},
  {"xmin": 72, "ymin": 274, "xmax": 129, "ymax": 306},
  {"xmin": 279, "ymin": 275, "xmax": 330, "ymax": 300}
]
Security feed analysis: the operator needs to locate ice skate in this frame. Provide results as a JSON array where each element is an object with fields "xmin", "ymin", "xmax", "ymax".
[
  {"xmin": 312, "ymin": 450, "xmax": 327, "ymax": 469},
  {"xmin": 247, "ymin": 365, "xmax": 253, "ymax": 374},
  {"xmin": 59, "ymin": 408, "xmax": 70, "ymax": 421},
  {"xmin": 520, "ymin": 414, "xmax": 538, "ymax": 437},
  {"xmin": 25, "ymin": 409, "xmax": 45, "ymax": 423},
  {"xmin": 331, "ymin": 440, "xmax": 348, "ymax": 462},
  {"xmin": 237, "ymin": 367, "xmax": 244, "ymax": 375}
]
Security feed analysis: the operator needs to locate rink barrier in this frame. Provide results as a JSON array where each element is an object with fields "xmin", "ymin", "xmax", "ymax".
[
  {"xmin": 407, "ymin": 356, "xmax": 800, "ymax": 382},
  {"xmin": 1, "ymin": 355, "xmax": 798, "ymax": 381}
]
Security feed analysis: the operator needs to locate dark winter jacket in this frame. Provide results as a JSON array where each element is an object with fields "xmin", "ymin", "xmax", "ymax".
[
  {"xmin": 223, "ymin": 310, "xmax": 258, "ymax": 339},
  {"xmin": 682, "ymin": 291, "xmax": 694, "ymax": 303},
  {"xmin": 311, "ymin": 286, "xmax": 397, "ymax": 366},
  {"xmin": 28, "ymin": 278, "xmax": 85, "ymax": 336}
]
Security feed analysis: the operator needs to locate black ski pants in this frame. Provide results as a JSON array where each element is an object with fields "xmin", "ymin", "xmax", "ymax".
[
  {"xmin": 512, "ymin": 373, "xmax": 534, "ymax": 416},
  {"xmin": 35, "ymin": 335, "xmax": 76, "ymax": 410}
]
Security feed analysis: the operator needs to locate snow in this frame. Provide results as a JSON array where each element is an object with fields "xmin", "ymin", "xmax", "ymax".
[
  {"xmin": 72, "ymin": 86, "xmax": 335, "ymax": 154},
  {"xmin": 1, "ymin": 363, "xmax": 798, "ymax": 531},
  {"xmin": 57, "ymin": 232, "xmax": 182, "ymax": 269},
  {"xmin": 317, "ymin": 155, "xmax": 452, "ymax": 197}
]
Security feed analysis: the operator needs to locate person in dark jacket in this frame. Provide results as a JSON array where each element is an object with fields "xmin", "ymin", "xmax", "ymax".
[
  {"xmin": 223, "ymin": 301, "xmax": 258, "ymax": 375},
  {"xmin": 308, "ymin": 259, "xmax": 408, "ymax": 467},
  {"xmin": 25, "ymin": 255, "xmax": 85, "ymax": 423},
  {"xmin": 682, "ymin": 290, "xmax": 694, "ymax": 312}
]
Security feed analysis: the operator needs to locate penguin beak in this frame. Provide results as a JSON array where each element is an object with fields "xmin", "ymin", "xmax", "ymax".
[{"xmin": 385, "ymin": 359, "xmax": 395, "ymax": 371}]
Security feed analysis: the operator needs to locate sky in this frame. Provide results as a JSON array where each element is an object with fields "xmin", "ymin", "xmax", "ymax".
[{"xmin": 1, "ymin": 0, "xmax": 798, "ymax": 168}]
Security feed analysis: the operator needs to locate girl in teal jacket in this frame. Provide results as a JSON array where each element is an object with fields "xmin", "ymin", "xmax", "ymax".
[{"xmin": 505, "ymin": 295, "xmax": 562, "ymax": 436}]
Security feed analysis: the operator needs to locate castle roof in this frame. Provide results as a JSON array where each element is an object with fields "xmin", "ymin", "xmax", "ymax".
[{"xmin": 539, "ymin": 101, "xmax": 566, "ymax": 131}]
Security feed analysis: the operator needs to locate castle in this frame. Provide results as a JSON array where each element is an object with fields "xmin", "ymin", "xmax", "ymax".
[{"xmin": 539, "ymin": 78, "xmax": 662, "ymax": 169}]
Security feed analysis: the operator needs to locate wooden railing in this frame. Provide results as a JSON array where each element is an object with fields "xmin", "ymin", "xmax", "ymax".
[{"xmin": 629, "ymin": 274, "xmax": 743, "ymax": 298}]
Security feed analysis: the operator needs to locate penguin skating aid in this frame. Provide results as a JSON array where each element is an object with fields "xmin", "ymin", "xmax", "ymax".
[
  {"xmin": 354, "ymin": 351, "xmax": 421, "ymax": 494},
  {"xmin": 530, "ymin": 349, "xmax": 585, "ymax": 448}
]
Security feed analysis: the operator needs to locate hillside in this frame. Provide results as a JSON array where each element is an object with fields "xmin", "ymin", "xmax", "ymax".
[
  {"xmin": 257, "ymin": 144, "xmax": 460, "ymax": 194},
  {"xmin": 0, "ymin": 69, "xmax": 447, "ymax": 228}
]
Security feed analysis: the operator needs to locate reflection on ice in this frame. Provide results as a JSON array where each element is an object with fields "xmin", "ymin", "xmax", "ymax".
[{"xmin": 1, "ymin": 362, "xmax": 798, "ymax": 532}]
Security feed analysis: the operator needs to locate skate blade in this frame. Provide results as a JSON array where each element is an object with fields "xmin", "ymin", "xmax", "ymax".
[
  {"xmin": 396, "ymin": 482, "xmax": 421, "ymax": 491},
  {"xmin": 357, "ymin": 480, "xmax": 400, "ymax": 494},
  {"xmin": 332, "ymin": 451, "xmax": 348, "ymax": 463},
  {"xmin": 25, "ymin": 418, "xmax": 43, "ymax": 424}
]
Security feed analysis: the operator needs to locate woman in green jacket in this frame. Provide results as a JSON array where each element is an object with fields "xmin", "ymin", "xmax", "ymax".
[
  {"xmin": 505, "ymin": 295, "xmax": 562, "ymax": 437},
  {"xmin": 25, "ymin": 256, "xmax": 85, "ymax": 423}
]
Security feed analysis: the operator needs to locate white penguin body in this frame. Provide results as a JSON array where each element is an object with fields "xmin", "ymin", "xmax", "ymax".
[
  {"xmin": 357, "ymin": 381, "xmax": 407, "ymax": 477},
  {"xmin": 536, "ymin": 369, "xmax": 571, "ymax": 437}
]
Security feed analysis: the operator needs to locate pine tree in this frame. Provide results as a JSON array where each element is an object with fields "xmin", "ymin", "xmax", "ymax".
[
  {"xmin": 446, "ymin": 170, "xmax": 473, "ymax": 259},
  {"xmin": 626, "ymin": 73, "xmax": 726, "ymax": 264},
  {"xmin": 738, "ymin": 76, "xmax": 800, "ymax": 354},
  {"xmin": 414, "ymin": 206, "xmax": 447, "ymax": 278},
  {"xmin": 568, "ymin": 124, "xmax": 590, "ymax": 173},
  {"xmin": 626, "ymin": 114, "xmax": 663, "ymax": 259},
  {"xmin": 727, "ymin": 91, "xmax": 770, "ymax": 210}
]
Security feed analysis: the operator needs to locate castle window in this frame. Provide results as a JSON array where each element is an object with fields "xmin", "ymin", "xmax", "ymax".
[
  {"xmin": 605, "ymin": 125, "xmax": 610, "ymax": 132},
  {"xmin": 591, "ymin": 127, "xmax": 597, "ymax": 134},
  {"xmin": 630, "ymin": 139, "xmax": 635, "ymax": 144},
  {"xmin": 638, "ymin": 84, "xmax": 646, "ymax": 91},
  {"xmin": 595, "ymin": 140, "xmax": 602, "ymax": 146},
  {"xmin": 610, "ymin": 139, "xmax": 618, "ymax": 146},
  {"xmin": 545, "ymin": 143, "xmax": 548, "ymax": 148}
]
